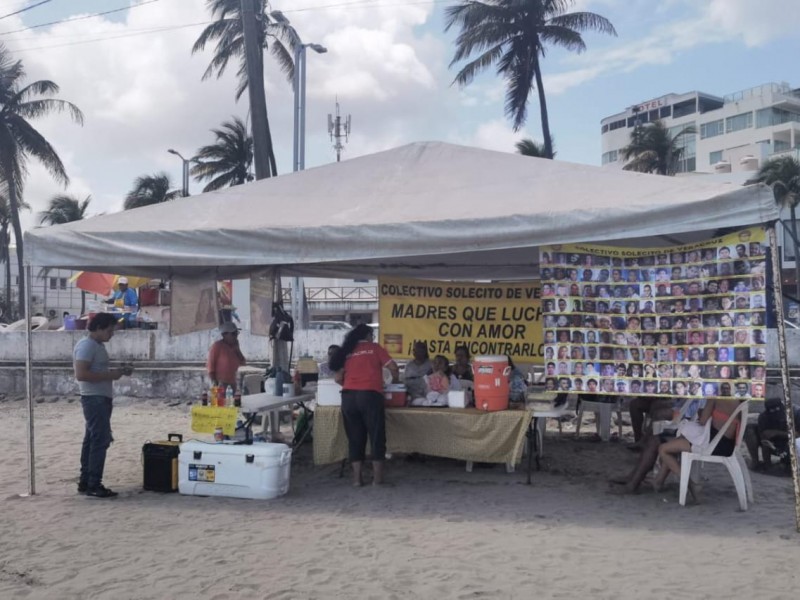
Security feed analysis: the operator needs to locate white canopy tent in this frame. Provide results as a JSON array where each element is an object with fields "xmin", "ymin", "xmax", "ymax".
[
  {"xmin": 26, "ymin": 141, "xmax": 778, "ymax": 280},
  {"xmin": 20, "ymin": 142, "xmax": 799, "ymax": 526}
]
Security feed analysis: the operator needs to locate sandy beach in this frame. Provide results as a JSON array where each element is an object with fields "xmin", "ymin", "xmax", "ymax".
[{"xmin": 1, "ymin": 399, "xmax": 799, "ymax": 600}]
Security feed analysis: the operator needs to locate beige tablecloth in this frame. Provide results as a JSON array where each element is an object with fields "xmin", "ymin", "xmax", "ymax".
[{"xmin": 313, "ymin": 406, "xmax": 533, "ymax": 465}]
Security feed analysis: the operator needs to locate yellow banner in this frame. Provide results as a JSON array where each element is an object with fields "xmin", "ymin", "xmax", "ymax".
[
  {"xmin": 378, "ymin": 277, "xmax": 543, "ymax": 364},
  {"xmin": 190, "ymin": 406, "xmax": 239, "ymax": 436}
]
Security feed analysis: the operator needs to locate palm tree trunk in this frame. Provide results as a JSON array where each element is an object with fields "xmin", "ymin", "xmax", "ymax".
[
  {"xmin": 9, "ymin": 192, "xmax": 25, "ymax": 316},
  {"xmin": 532, "ymin": 58, "xmax": 553, "ymax": 160},
  {"xmin": 3, "ymin": 160, "xmax": 25, "ymax": 316},
  {"xmin": 1, "ymin": 225, "xmax": 10, "ymax": 309}
]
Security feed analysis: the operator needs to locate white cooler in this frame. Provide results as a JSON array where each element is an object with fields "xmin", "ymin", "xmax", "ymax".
[
  {"xmin": 179, "ymin": 441, "xmax": 292, "ymax": 500},
  {"xmin": 317, "ymin": 379, "xmax": 342, "ymax": 406}
]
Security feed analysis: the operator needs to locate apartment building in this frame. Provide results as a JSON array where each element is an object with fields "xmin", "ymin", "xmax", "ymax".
[{"xmin": 601, "ymin": 82, "xmax": 800, "ymax": 175}]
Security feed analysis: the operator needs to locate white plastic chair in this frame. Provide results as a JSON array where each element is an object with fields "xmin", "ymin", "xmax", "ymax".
[
  {"xmin": 575, "ymin": 397, "xmax": 623, "ymax": 441},
  {"xmin": 679, "ymin": 400, "xmax": 753, "ymax": 511}
]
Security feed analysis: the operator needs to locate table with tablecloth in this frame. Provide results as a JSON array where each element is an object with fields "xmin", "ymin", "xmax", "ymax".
[{"xmin": 313, "ymin": 405, "xmax": 533, "ymax": 466}]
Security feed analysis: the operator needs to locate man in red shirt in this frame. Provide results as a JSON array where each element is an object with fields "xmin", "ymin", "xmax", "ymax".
[{"xmin": 207, "ymin": 322, "xmax": 247, "ymax": 391}]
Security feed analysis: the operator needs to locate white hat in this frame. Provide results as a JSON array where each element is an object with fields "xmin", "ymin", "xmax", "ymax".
[
  {"xmin": 220, "ymin": 322, "xmax": 239, "ymax": 334},
  {"xmin": 118, "ymin": 277, "xmax": 128, "ymax": 284}
]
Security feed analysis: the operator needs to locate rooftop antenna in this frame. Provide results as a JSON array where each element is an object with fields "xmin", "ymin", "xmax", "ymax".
[{"xmin": 327, "ymin": 98, "xmax": 351, "ymax": 162}]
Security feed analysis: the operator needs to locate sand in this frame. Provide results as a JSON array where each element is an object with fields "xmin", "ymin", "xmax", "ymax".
[{"xmin": 1, "ymin": 399, "xmax": 799, "ymax": 600}]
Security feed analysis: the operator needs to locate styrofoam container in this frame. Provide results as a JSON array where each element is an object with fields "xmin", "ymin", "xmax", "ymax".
[
  {"xmin": 448, "ymin": 390, "xmax": 469, "ymax": 409},
  {"xmin": 178, "ymin": 441, "xmax": 291, "ymax": 500},
  {"xmin": 317, "ymin": 379, "xmax": 342, "ymax": 406}
]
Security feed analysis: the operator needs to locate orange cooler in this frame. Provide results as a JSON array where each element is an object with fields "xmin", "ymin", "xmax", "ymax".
[
  {"xmin": 384, "ymin": 384, "xmax": 408, "ymax": 407},
  {"xmin": 473, "ymin": 355, "xmax": 510, "ymax": 412}
]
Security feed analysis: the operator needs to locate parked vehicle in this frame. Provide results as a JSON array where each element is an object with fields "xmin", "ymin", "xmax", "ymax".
[{"xmin": 308, "ymin": 321, "xmax": 353, "ymax": 331}]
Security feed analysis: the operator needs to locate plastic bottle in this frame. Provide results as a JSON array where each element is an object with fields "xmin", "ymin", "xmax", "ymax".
[
  {"xmin": 210, "ymin": 384, "xmax": 218, "ymax": 407},
  {"xmin": 225, "ymin": 385, "xmax": 234, "ymax": 407}
]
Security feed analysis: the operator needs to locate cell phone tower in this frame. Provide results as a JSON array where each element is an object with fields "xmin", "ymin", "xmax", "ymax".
[{"xmin": 327, "ymin": 99, "xmax": 351, "ymax": 162}]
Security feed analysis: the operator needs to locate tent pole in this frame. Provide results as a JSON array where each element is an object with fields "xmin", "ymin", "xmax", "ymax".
[
  {"xmin": 768, "ymin": 225, "xmax": 800, "ymax": 531},
  {"xmin": 25, "ymin": 263, "xmax": 36, "ymax": 496}
]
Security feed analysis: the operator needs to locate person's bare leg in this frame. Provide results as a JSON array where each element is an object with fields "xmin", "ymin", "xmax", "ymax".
[
  {"xmin": 623, "ymin": 435, "xmax": 661, "ymax": 492},
  {"xmin": 372, "ymin": 460, "xmax": 384, "ymax": 485},
  {"xmin": 351, "ymin": 461, "xmax": 363, "ymax": 487},
  {"xmin": 655, "ymin": 438, "xmax": 690, "ymax": 491}
]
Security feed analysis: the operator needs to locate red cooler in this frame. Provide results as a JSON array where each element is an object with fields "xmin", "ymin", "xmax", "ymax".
[{"xmin": 473, "ymin": 355, "xmax": 510, "ymax": 412}]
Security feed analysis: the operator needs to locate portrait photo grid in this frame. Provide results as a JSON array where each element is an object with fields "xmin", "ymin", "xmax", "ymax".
[{"xmin": 540, "ymin": 228, "xmax": 767, "ymax": 400}]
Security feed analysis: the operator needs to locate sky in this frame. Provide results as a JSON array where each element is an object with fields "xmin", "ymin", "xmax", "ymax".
[{"xmin": 1, "ymin": 0, "xmax": 798, "ymax": 232}]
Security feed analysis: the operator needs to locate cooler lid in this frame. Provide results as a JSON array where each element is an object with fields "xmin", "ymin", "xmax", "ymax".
[
  {"xmin": 180, "ymin": 440, "xmax": 289, "ymax": 457},
  {"xmin": 474, "ymin": 355, "xmax": 509, "ymax": 363}
]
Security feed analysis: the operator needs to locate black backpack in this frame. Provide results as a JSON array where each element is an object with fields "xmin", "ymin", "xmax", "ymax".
[{"xmin": 269, "ymin": 302, "xmax": 295, "ymax": 342}]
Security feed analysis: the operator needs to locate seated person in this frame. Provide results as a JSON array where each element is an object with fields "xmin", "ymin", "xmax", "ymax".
[
  {"xmin": 508, "ymin": 356, "xmax": 527, "ymax": 403},
  {"xmin": 652, "ymin": 397, "xmax": 741, "ymax": 498},
  {"xmin": 610, "ymin": 398, "xmax": 704, "ymax": 494},
  {"xmin": 452, "ymin": 344, "xmax": 474, "ymax": 382},
  {"xmin": 745, "ymin": 398, "xmax": 800, "ymax": 472},
  {"xmin": 105, "ymin": 277, "xmax": 138, "ymax": 329},
  {"xmin": 410, "ymin": 354, "xmax": 450, "ymax": 407},
  {"xmin": 627, "ymin": 396, "xmax": 673, "ymax": 447},
  {"xmin": 404, "ymin": 342, "xmax": 433, "ymax": 400},
  {"xmin": 318, "ymin": 344, "xmax": 341, "ymax": 379}
]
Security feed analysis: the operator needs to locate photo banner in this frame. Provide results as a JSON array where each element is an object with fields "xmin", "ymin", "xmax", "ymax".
[
  {"xmin": 540, "ymin": 227, "xmax": 767, "ymax": 400},
  {"xmin": 378, "ymin": 277, "xmax": 543, "ymax": 363}
]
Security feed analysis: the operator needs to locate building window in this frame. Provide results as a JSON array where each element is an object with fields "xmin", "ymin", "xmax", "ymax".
[
  {"xmin": 709, "ymin": 150, "xmax": 723, "ymax": 165},
  {"xmin": 726, "ymin": 111, "xmax": 753, "ymax": 133},
  {"xmin": 756, "ymin": 107, "xmax": 800, "ymax": 128},
  {"xmin": 601, "ymin": 124, "xmax": 609, "ymax": 134},
  {"xmin": 672, "ymin": 99, "xmax": 697, "ymax": 119},
  {"xmin": 49, "ymin": 277, "xmax": 57, "ymax": 290},
  {"xmin": 659, "ymin": 106, "xmax": 672, "ymax": 119},
  {"xmin": 700, "ymin": 119, "xmax": 724, "ymax": 139},
  {"xmin": 59, "ymin": 277, "xmax": 67, "ymax": 290},
  {"xmin": 775, "ymin": 140, "xmax": 791, "ymax": 152},
  {"xmin": 601, "ymin": 150, "xmax": 618, "ymax": 165},
  {"xmin": 669, "ymin": 122, "xmax": 696, "ymax": 173},
  {"xmin": 609, "ymin": 119, "xmax": 626, "ymax": 131}
]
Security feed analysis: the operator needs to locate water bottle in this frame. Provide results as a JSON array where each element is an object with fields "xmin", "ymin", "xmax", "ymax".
[
  {"xmin": 274, "ymin": 367, "xmax": 285, "ymax": 396},
  {"xmin": 225, "ymin": 385, "xmax": 234, "ymax": 406}
]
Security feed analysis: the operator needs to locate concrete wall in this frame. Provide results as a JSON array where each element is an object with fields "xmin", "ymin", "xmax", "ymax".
[
  {"xmin": 2, "ymin": 329, "xmax": 799, "ymax": 401},
  {"xmin": 0, "ymin": 329, "xmax": 346, "ymax": 363}
]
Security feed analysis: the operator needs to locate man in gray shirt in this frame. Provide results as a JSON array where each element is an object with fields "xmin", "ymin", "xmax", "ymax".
[{"xmin": 74, "ymin": 313, "xmax": 133, "ymax": 498}]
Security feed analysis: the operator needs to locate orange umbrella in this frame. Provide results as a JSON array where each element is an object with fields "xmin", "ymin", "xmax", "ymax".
[{"xmin": 70, "ymin": 272, "xmax": 150, "ymax": 296}]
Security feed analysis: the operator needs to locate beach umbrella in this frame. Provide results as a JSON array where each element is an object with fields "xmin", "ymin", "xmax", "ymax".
[{"xmin": 70, "ymin": 272, "xmax": 150, "ymax": 296}]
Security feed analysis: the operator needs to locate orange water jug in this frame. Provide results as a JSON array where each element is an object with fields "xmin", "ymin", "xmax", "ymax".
[{"xmin": 473, "ymin": 355, "xmax": 511, "ymax": 412}]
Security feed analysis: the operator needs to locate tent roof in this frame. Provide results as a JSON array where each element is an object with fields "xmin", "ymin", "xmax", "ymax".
[{"xmin": 25, "ymin": 141, "xmax": 779, "ymax": 280}]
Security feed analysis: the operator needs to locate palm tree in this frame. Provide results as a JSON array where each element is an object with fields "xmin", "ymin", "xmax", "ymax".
[
  {"xmin": 193, "ymin": 0, "xmax": 295, "ymax": 176},
  {"xmin": 446, "ymin": 0, "xmax": 615, "ymax": 160},
  {"xmin": 38, "ymin": 193, "xmax": 91, "ymax": 314},
  {"xmin": 192, "ymin": 0, "xmax": 294, "ymax": 100},
  {"xmin": 0, "ymin": 44, "xmax": 83, "ymax": 313},
  {"xmin": 620, "ymin": 120, "xmax": 697, "ymax": 176},
  {"xmin": 191, "ymin": 117, "xmax": 254, "ymax": 192},
  {"xmin": 515, "ymin": 137, "xmax": 555, "ymax": 158},
  {"xmin": 751, "ymin": 156, "xmax": 800, "ymax": 208},
  {"xmin": 124, "ymin": 173, "xmax": 181, "ymax": 210},
  {"xmin": 0, "ymin": 184, "xmax": 30, "ymax": 318},
  {"xmin": 39, "ymin": 194, "xmax": 91, "ymax": 225}
]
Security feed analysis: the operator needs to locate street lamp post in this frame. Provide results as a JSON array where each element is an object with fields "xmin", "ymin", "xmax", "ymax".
[
  {"xmin": 167, "ymin": 149, "xmax": 190, "ymax": 197},
  {"xmin": 270, "ymin": 11, "xmax": 327, "ymax": 330},
  {"xmin": 270, "ymin": 10, "xmax": 327, "ymax": 172}
]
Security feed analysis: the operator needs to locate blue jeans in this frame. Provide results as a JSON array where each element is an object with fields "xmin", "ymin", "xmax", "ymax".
[{"xmin": 80, "ymin": 395, "xmax": 113, "ymax": 488}]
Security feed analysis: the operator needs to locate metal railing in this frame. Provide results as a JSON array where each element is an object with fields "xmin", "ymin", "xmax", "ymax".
[{"xmin": 281, "ymin": 286, "xmax": 377, "ymax": 303}]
